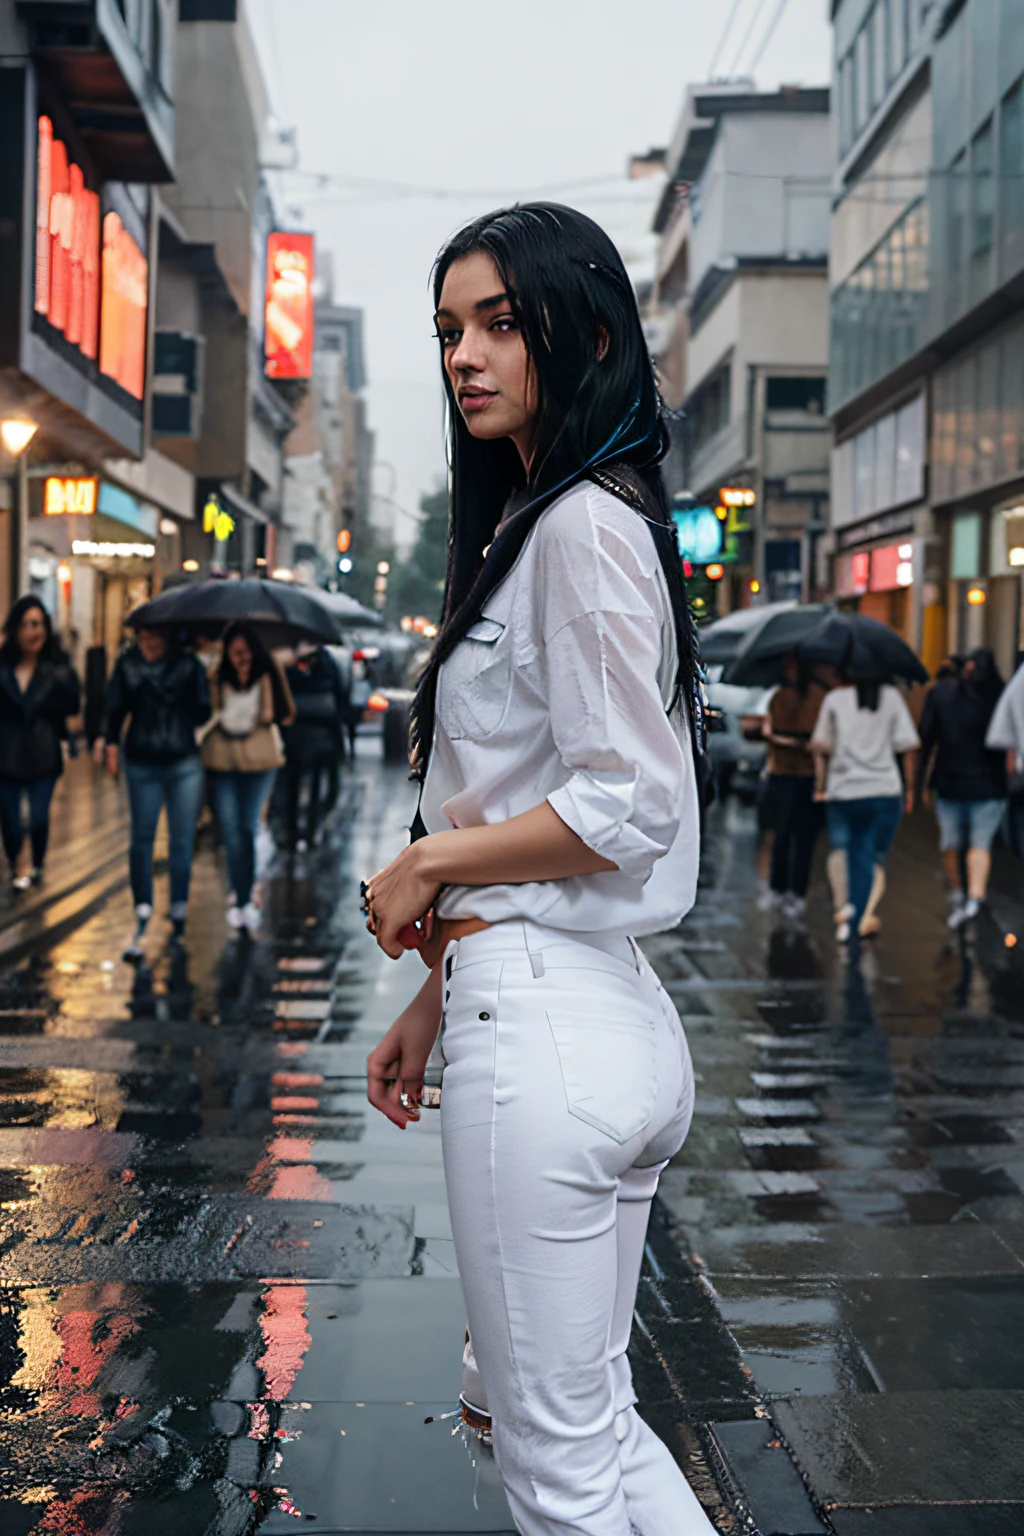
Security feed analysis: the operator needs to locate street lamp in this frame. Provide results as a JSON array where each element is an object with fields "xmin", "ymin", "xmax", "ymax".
[
  {"xmin": 1, "ymin": 416, "xmax": 39, "ymax": 607},
  {"xmin": 0, "ymin": 419, "xmax": 38, "ymax": 456}
]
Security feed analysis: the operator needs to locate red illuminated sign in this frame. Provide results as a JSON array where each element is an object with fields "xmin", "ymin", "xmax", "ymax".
[
  {"xmin": 99, "ymin": 213, "xmax": 148, "ymax": 401},
  {"xmin": 34, "ymin": 116, "xmax": 101, "ymax": 360},
  {"xmin": 264, "ymin": 232, "xmax": 314, "ymax": 379}
]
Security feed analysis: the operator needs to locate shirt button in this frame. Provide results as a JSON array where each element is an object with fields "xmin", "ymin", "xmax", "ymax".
[{"xmin": 479, "ymin": 1011, "xmax": 490, "ymax": 1020}]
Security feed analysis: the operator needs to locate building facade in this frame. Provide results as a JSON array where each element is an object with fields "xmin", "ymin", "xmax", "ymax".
[
  {"xmin": 649, "ymin": 85, "xmax": 832, "ymax": 613},
  {"xmin": 829, "ymin": 0, "xmax": 1024, "ymax": 678}
]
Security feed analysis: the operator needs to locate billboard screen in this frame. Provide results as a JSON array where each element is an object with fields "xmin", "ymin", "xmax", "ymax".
[
  {"xmin": 671, "ymin": 506, "xmax": 725, "ymax": 565},
  {"xmin": 34, "ymin": 116, "xmax": 101, "ymax": 361},
  {"xmin": 264, "ymin": 232, "xmax": 314, "ymax": 379},
  {"xmin": 99, "ymin": 212, "xmax": 148, "ymax": 401}
]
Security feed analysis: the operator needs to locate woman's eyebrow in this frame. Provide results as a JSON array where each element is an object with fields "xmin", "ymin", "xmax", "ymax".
[{"xmin": 434, "ymin": 293, "xmax": 510, "ymax": 325}]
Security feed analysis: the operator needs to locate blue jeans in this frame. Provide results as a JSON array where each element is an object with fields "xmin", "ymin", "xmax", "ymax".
[
  {"xmin": 935, "ymin": 796, "xmax": 1006, "ymax": 853},
  {"xmin": 826, "ymin": 796, "xmax": 903, "ymax": 927},
  {"xmin": 125, "ymin": 755, "xmax": 206, "ymax": 919},
  {"xmin": 209, "ymin": 769, "xmax": 276, "ymax": 907},
  {"xmin": 0, "ymin": 775, "xmax": 59, "ymax": 872}
]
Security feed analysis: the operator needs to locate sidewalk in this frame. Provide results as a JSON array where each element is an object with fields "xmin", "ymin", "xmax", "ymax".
[
  {"xmin": 652, "ymin": 798, "xmax": 1024, "ymax": 1535},
  {"xmin": 0, "ymin": 754, "xmax": 132, "ymax": 961}
]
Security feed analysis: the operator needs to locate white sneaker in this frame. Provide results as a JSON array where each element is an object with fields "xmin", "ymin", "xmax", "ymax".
[
  {"xmin": 757, "ymin": 887, "xmax": 783, "ymax": 912},
  {"xmin": 12, "ymin": 874, "xmax": 31, "ymax": 892},
  {"xmin": 782, "ymin": 894, "xmax": 807, "ymax": 922},
  {"xmin": 295, "ymin": 838, "xmax": 308, "ymax": 853},
  {"xmin": 241, "ymin": 901, "xmax": 262, "ymax": 932},
  {"xmin": 226, "ymin": 905, "xmax": 245, "ymax": 929},
  {"xmin": 836, "ymin": 921, "xmax": 851, "ymax": 944},
  {"xmin": 947, "ymin": 890, "xmax": 966, "ymax": 930},
  {"xmin": 962, "ymin": 897, "xmax": 982, "ymax": 923}
]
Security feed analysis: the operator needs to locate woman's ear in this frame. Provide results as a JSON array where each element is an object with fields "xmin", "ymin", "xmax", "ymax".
[{"xmin": 597, "ymin": 326, "xmax": 610, "ymax": 363}]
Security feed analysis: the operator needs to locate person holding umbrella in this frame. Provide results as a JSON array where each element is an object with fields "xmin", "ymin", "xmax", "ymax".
[
  {"xmin": 281, "ymin": 642, "xmax": 348, "ymax": 851},
  {"xmin": 202, "ymin": 621, "xmax": 294, "ymax": 933},
  {"xmin": 104, "ymin": 625, "xmax": 211, "ymax": 958},
  {"xmin": 811, "ymin": 672, "xmax": 920, "ymax": 944}
]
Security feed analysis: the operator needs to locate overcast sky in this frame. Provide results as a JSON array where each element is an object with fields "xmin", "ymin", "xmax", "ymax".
[{"xmin": 247, "ymin": 0, "xmax": 832, "ymax": 548}]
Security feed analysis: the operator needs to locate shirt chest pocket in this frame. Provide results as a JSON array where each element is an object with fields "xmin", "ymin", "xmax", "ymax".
[{"xmin": 438, "ymin": 618, "xmax": 514, "ymax": 742}]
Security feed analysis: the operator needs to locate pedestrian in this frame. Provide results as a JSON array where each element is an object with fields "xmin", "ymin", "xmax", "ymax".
[
  {"xmin": 0, "ymin": 595, "xmax": 80, "ymax": 891},
  {"xmin": 811, "ymin": 673, "xmax": 920, "ymax": 945},
  {"xmin": 363, "ymin": 205, "xmax": 713, "ymax": 1534},
  {"xmin": 760, "ymin": 654, "xmax": 828, "ymax": 921},
  {"xmin": 986, "ymin": 654, "xmax": 1024, "ymax": 858},
  {"xmin": 281, "ymin": 643, "xmax": 347, "ymax": 851},
  {"xmin": 919, "ymin": 646, "xmax": 1007, "ymax": 926},
  {"xmin": 202, "ymin": 621, "xmax": 293, "ymax": 933},
  {"xmin": 103, "ymin": 625, "xmax": 211, "ymax": 958}
]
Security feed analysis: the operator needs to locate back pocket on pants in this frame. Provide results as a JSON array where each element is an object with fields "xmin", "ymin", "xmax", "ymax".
[{"xmin": 547, "ymin": 1011, "xmax": 658, "ymax": 1145}]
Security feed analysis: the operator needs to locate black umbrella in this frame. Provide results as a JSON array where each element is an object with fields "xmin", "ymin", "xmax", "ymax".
[
  {"xmin": 796, "ymin": 612, "xmax": 928, "ymax": 685},
  {"xmin": 720, "ymin": 604, "xmax": 831, "ymax": 687},
  {"xmin": 127, "ymin": 578, "xmax": 342, "ymax": 648},
  {"xmin": 700, "ymin": 601, "xmax": 798, "ymax": 667}
]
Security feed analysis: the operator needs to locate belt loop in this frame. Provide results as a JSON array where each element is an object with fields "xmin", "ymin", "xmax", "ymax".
[{"xmin": 523, "ymin": 922, "xmax": 545, "ymax": 979}]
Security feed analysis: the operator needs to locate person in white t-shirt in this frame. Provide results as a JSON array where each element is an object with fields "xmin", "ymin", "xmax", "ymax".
[{"xmin": 811, "ymin": 677, "xmax": 920, "ymax": 944}]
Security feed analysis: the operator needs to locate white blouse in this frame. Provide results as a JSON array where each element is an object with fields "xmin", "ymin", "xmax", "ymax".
[{"xmin": 420, "ymin": 480, "xmax": 700, "ymax": 937}]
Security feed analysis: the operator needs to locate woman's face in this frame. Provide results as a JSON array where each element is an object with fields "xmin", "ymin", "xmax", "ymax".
[
  {"xmin": 16, "ymin": 606, "xmax": 47, "ymax": 659},
  {"xmin": 227, "ymin": 636, "xmax": 252, "ymax": 680},
  {"xmin": 435, "ymin": 251, "xmax": 538, "ymax": 467},
  {"xmin": 137, "ymin": 628, "xmax": 167, "ymax": 664}
]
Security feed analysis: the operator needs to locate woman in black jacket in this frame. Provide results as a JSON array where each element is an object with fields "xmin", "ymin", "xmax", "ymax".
[
  {"xmin": 0, "ymin": 596, "xmax": 80, "ymax": 890},
  {"xmin": 104, "ymin": 626, "xmax": 211, "ymax": 956},
  {"xmin": 919, "ymin": 647, "xmax": 1006, "ymax": 928},
  {"xmin": 281, "ymin": 645, "xmax": 347, "ymax": 850}
]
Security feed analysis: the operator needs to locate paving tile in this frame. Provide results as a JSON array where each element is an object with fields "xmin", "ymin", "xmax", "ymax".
[
  {"xmin": 774, "ymin": 1391, "xmax": 1024, "ymax": 1505},
  {"xmin": 710, "ymin": 1419, "xmax": 827, "ymax": 1534}
]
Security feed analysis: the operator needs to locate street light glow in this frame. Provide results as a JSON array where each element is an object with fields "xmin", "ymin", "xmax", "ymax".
[{"xmin": 0, "ymin": 418, "xmax": 38, "ymax": 456}]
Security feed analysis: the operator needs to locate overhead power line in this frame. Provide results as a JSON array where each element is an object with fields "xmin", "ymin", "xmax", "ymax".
[
  {"xmin": 708, "ymin": 0, "xmax": 746, "ymax": 77},
  {"xmin": 748, "ymin": 0, "xmax": 791, "ymax": 74},
  {"xmin": 730, "ymin": 0, "xmax": 770, "ymax": 75}
]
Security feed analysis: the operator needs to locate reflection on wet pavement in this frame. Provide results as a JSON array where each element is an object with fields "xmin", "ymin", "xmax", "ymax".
[
  {"xmin": 653, "ymin": 797, "xmax": 1024, "ymax": 1532},
  {"xmin": 0, "ymin": 751, "xmax": 731, "ymax": 1534}
]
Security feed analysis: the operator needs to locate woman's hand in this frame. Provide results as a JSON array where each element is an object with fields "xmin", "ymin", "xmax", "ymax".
[
  {"xmin": 366, "ymin": 966, "xmax": 443, "ymax": 1128},
  {"xmin": 364, "ymin": 840, "xmax": 442, "ymax": 959},
  {"xmin": 104, "ymin": 744, "xmax": 119, "ymax": 778}
]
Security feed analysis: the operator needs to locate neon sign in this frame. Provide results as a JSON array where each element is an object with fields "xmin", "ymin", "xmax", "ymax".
[{"xmin": 264, "ymin": 232, "xmax": 314, "ymax": 379}]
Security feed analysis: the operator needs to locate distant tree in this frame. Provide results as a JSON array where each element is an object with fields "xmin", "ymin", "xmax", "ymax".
[{"xmin": 389, "ymin": 486, "xmax": 449, "ymax": 623}]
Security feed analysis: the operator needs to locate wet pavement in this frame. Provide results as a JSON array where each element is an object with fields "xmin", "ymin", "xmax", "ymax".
[
  {"xmin": 657, "ymin": 799, "xmax": 1024, "ymax": 1534},
  {"xmin": 1, "ymin": 756, "xmax": 1022, "ymax": 1533}
]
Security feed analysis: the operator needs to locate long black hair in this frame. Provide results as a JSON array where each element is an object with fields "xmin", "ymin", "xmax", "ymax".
[
  {"xmin": 0, "ymin": 595, "xmax": 64, "ymax": 666},
  {"xmin": 219, "ymin": 621, "xmax": 291, "ymax": 722},
  {"xmin": 408, "ymin": 202, "xmax": 700, "ymax": 778}
]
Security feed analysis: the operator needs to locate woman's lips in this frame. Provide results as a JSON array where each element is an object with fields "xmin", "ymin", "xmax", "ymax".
[{"xmin": 460, "ymin": 390, "xmax": 497, "ymax": 414}]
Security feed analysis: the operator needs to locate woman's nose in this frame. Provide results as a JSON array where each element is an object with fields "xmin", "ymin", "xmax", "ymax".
[{"xmin": 450, "ymin": 329, "xmax": 484, "ymax": 373}]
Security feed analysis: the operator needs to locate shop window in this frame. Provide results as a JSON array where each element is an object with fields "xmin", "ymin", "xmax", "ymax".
[
  {"xmin": 689, "ymin": 364, "xmax": 731, "ymax": 455},
  {"xmin": 855, "ymin": 25, "xmax": 870, "ymax": 134}
]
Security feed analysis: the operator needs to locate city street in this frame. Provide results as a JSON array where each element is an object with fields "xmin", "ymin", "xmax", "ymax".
[{"xmin": 0, "ymin": 752, "xmax": 1022, "ymax": 1534}]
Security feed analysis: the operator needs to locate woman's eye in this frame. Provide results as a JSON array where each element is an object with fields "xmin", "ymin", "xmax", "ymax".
[
  {"xmin": 491, "ymin": 315, "xmax": 517, "ymax": 333},
  {"xmin": 436, "ymin": 328, "xmax": 460, "ymax": 347}
]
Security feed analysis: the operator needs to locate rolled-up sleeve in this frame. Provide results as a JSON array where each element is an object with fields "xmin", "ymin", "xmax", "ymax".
[{"xmin": 544, "ymin": 603, "xmax": 685, "ymax": 884}]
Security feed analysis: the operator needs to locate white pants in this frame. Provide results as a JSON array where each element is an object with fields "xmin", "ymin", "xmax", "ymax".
[{"xmin": 440, "ymin": 922, "xmax": 715, "ymax": 1536}]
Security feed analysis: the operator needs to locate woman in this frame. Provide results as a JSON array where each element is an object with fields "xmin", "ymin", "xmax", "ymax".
[
  {"xmin": 281, "ymin": 643, "xmax": 347, "ymax": 851},
  {"xmin": 811, "ymin": 674, "xmax": 920, "ymax": 944},
  {"xmin": 202, "ymin": 622, "xmax": 293, "ymax": 933},
  {"xmin": 919, "ymin": 647, "xmax": 1006, "ymax": 927},
  {"xmin": 362, "ymin": 206, "xmax": 712, "ymax": 1536},
  {"xmin": 104, "ymin": 625, "xmax": 211, "ymax": 957},
  {"xmin": 761, "ymin": 654, "xmax": 828, "ymax": 920},
  {"xmin": 0, "ymin": 596, "xmax": 80, "ymax": 891}
]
